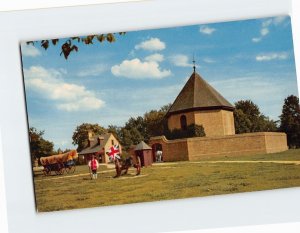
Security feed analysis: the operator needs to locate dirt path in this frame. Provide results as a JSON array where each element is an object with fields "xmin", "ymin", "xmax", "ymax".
[
  {"xmin": 35, "ymin": 168, "xmax": 144, "ymax": 182},
  {"xmin": 153, "ymin": 160, "xmax": 300, "ymax": 166},
  {"xmin": 36, "ymin": 160, "xmax": 300, "ymax": 182}
]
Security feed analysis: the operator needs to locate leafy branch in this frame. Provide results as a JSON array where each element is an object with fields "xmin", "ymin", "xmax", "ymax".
[{"xmin": 27, "ymin": 32, "xmax": 126, "ymax": 59}]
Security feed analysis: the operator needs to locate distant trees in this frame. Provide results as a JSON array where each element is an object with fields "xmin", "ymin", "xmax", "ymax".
[
  {"xmin": 105, "ymin": 104, "xmax": 171, "ymax": 150},
  {"xmin": 70, "ymin": 104, "xmax": 171, "ymax": 151},
  {"xmin": 72, "ymin": 123, "xmax": 107, "ymax": 151},
  {"xmin": 54, "ymin": 148, "xmax": 71, "ymax": 154},
  {"xmin": 29, "ymin": 127, "xmax": 54, "ymax": 162},
  {"xmin": 234, "ymin": 100, "xmax": 278, "ymax": 134},
  {"xmin": 279, "ymin": 95, "xmax": 300, "ymax": 148},
  {"xmin": 143, "ymin": 104, "xmax": 171, "ymax": 140}
]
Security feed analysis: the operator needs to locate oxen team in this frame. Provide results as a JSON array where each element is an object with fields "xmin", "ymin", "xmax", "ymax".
[{"xmin": 40, "ymin": 148, "xmax": 163, "ymax": 179}]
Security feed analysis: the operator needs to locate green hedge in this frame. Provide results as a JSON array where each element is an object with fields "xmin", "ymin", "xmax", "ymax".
[{"xmin": 165, "ymin": 124, "xmax": 206, "ymax": 140}]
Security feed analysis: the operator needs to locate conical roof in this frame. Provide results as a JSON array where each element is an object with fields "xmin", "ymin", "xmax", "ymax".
[
  {"xmin": 134, "ymin": 141, "xmax": 152, "ymax": 151},
  {"xmin": 167, "ymin": 72, "xmax": 234, "ymax": 116}
]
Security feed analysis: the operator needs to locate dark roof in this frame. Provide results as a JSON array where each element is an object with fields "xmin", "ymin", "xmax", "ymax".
[
  {"xmin": 134, "ymin": 141, "xmax": 152, "ymax": 151},
  {"xmin": 167, "ymin": 72, "xmax": 234, "ymax": 116},
  {"xmin": 78, "ymin": 133, "xmax": 112, "ymax": 155}
]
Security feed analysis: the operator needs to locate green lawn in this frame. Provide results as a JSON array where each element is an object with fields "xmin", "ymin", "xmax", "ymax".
[
  {"xmin": 201, "ymin": 148, "xmax": 300, "ymax": 161},
  {"xmin": 34, "ymin": 149, "xmax": 300, "ymax": 212}
]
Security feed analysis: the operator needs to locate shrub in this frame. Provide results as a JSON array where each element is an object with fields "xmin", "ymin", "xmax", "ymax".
[{"xmin": 165, "ymin": 124, "xmax": 205, "ymax": 140}]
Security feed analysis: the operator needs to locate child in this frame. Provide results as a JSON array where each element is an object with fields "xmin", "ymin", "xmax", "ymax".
[{"xmin": 88, "ymin": 155, "xmax": 99, "ymax": 179}]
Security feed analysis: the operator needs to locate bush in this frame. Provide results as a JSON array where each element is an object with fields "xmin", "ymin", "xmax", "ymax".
[{"xmin": 165, "ymin": 124, "xmax": 205, "ymax": 140}]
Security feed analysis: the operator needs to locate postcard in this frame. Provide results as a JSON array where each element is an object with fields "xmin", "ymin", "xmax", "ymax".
[{"xmin": 20, "ymin": 15, "xmax": 300, "ymax": 212}]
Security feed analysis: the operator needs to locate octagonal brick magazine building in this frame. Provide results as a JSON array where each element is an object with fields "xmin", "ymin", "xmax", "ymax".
[{"xmin": 149, "ymin": 70, "xmax": 288, "ymax": 162}]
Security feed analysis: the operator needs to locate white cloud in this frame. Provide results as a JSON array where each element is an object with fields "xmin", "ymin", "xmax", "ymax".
[
  {"xmin": 129, "ymin": 50, "xmax": 136, "ymax": 57},
  {"xmin": 57, "ymin": 97, "xmax": 103, "ymax": 111},
  {"xmin": 24, "ymin": 66, "xmax": 104, "ymax": 111},
  {"xmin": 199, "ymin": 25, "xmax": 216, "ymax": 35},
  {"xmin": 77, "ymin": 64, "xmax": 106, "ymax": 77},
  {"xmin": 145, "ymin": 53, "xmax": 164, "ymax": 62},
  {"xmin": 203, "ymin": 57, "xmax": 216, "ymax": 63},
  {"xmin": 170, "ymin": 54, "xmax": 193, "ymax": 67},
  {"xmin": 111, "ymin": 58, "xmax": 171, "ymax": 79},
  {"xmin": 273, "ymin": 16, "xmax": 288, "ymax": 25},
  {"xmin": 256, "ymin": 52, "xmax": 289, "ymax": 61},
  {"xmin": 252, "ymin": 37, "xmax": 262, "ymax": 43},
  {"xmin": 135, "ymin": 38, "xmax": 166, "ymax": 51},
  {"xmin": 262, "ymin": 19, "xmax": 273, "ymax": 28},
  {"xmin": 21, "ymin": 44, "xmax": 41, "ymax": 57},
  {"xmin": 252, "ymin": 16, "xmax": 288, "ymax": 43},
  {"xmin": 260, "ymin": 28, "xmax": 269, "ymax": 36}
]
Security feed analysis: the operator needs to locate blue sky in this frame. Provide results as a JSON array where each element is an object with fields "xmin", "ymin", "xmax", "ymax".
[{"xmin": 21, "ymin": 16, "xmax": 298, "ymax": 150}]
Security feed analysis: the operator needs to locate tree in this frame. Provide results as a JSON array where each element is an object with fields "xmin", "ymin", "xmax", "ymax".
[
  {"xmin": 53, "ymin": 148, "xmax": 71, "ymax": 154},
  {"xmin": 107, "ymin": 125, "xmax": 122, "ymax": 141},
  {"xmin": 130, "ymin": 128, "xmax": 144, "ymax": 145},
  {"xmin": 144, "ymin": 110, "xmax": 166, "ymax": 138},
  {"xmin": 125, "ymin": 117, "xmax": 146, "ymax": 133},
  {"xmin": 29, "ymin": 127, "xmax": 54, "ymax": 163},
  {"xmin": 28, "ymin": 33, "xmax": 126, "ymax": 59},
  {"xmin": 234, "ymin": 109, "xmax": 252, "ymax": 134},
  {"xmin": 72, "ymin": 123, "xmax": 107, "ymax": 151},
  {"xmin": 160, "ymin": 103, "xmax": 172, "ymax": 113},
  {"xmin": 234, "ymin": 100, "xmax": 278, "ymax": 133},
  {"xmin": 144, "ymin": 103, "xmax": 172, "ymax": 139},
  {"xmin": 118, "ymin": 128, "xmax": 133, "ymax": 151},
  {"xmin": 279, "ymin": 95, "xmax": 300, "ymax": 148},
  {"xmin": 124, "ymin": 116, "xmax": 147, "ymax": 141}
]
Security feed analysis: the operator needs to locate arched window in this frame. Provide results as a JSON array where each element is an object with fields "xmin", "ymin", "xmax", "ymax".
[{"xmin": 180, "ymin": 115, "xmax": 187, "ymax": 130}]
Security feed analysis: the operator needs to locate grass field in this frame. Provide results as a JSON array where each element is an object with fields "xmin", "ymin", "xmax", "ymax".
[{"xmin": 34, "ymin": 149, "xmax": 300, "ymax": 212}]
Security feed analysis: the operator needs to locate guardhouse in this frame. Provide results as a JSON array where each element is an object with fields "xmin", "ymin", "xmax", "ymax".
[{"xmin": 134, "ymin": 141, "xmax": 153, "ymax": 167}]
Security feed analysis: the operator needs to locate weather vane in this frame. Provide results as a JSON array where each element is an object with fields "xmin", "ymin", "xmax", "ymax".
[{"xmin": 192, "ymin": 54, "xmax": 196, "ymax": 72}]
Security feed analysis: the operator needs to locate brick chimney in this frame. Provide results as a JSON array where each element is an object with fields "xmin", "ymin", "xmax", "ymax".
[
  {"xmin": 87, "ymin": 131, "xmax": 94, "ymax": 147},
  {"xmin": 88, "ymin": 130, "xmax": 93, "ymax": 140},
  {"xmin": 98, "ymin": 136, "xmax": 104, "ymax": 145}
]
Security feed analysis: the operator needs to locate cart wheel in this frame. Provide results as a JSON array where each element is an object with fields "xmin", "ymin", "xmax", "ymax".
[
  {"xmin": 65, "ymin": 164, "xmax": 75, "ymax": 174},
  {"xmin": 54, "ymin": 164, "xmax": 62, "ymax": 175},
  {"xmin": 69, "ymin": 165, "xmax": 76, "ymax": 174},
  {"xmin": 65, "ymin": 166, "xmax": 70, "ymax": 174},
  {"xmin": 55, "ymin": 168, "xmax": 63, "ymax": 175},
  {"xmin": 43, "ymin": 167, "xmax": 51, "ymax": 176},
  {"xmin": 43, "ymin": 169, "xmax": 47, "ymax": 176}
]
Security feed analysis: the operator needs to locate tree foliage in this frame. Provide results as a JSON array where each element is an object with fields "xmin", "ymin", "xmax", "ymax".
[
  {"xmin": 279, "ymin": 95, "xmax": 300, "ymax": 148},
  {"xmin": 119, "ymin": 128, "xmax": 134, "ymax": 151},
  {"xmin": 28, "ymin": 32, "xmax": 126, "ymax": 59},
  {"xmin": 107, "ymin": 125, "xmax": 122, "ymax": 141},
  {"xmin": 72, "ymin": 123, "xmax": 107, "ymax": 151},
  {"xmin": 144, "ymin": 104, "xmax": 171, "ymax": 140},
  {"xmin": 234, "ymin": 100, "xmax": 278, "ymax": 133},
  {"xmin": 29, "ymin": 127, "xmax": 54, "ymax": 162},
  {"xmin": 118, "ymin": 104, "xmax": 172, "ymax": 148},
  {"xmin": 73, "ymin": 104, "xmax": 172, "ymax": 151}
]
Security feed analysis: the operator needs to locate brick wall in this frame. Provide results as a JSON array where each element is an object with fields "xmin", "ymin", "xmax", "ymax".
[
  {"xmin": 150, "ymin": 136, "xmax": 189, "ymax": 162},
  {"xmin": 264, "ymin": 132, "xmax": 288, "ymax": 153},
  {"xmin": 149, "ymin": 132, "xmax": 288, "ymax": 161}
]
